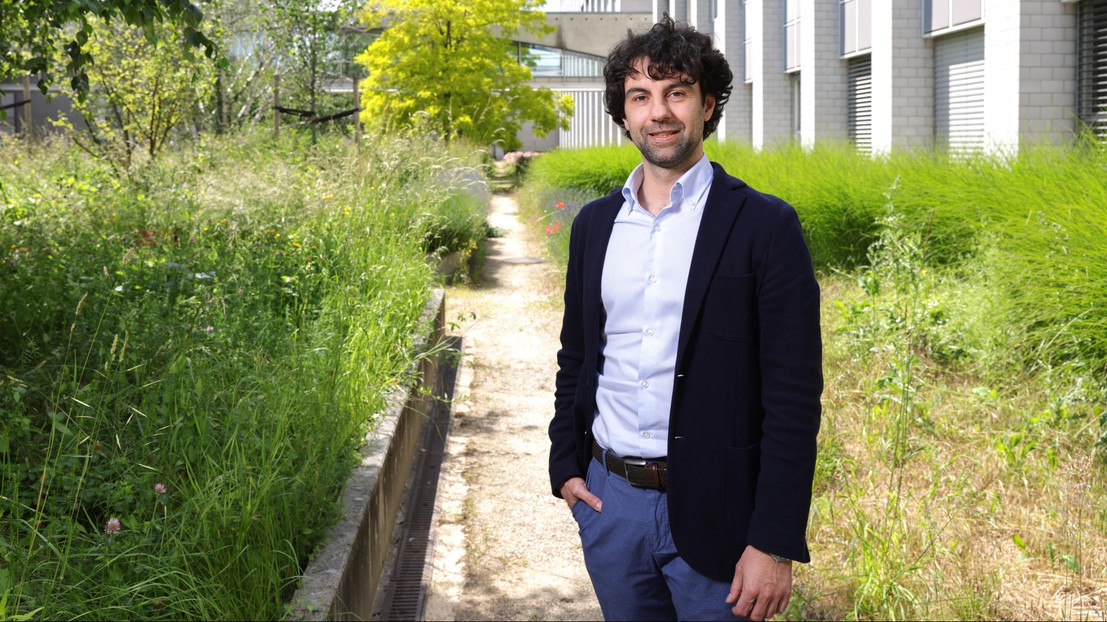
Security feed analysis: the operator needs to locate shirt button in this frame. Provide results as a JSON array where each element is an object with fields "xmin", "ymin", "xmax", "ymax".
[
  {"xmin": 642, "ymin": 432, "xmax": 651, "ymax": 439},
  {"xmin": 646, "ymin": 328, "xmax": 655, "ymax": 336},
  {"xmin": 654, "ymin": 224, "xmax": 661, "ymax": 232},
  {"xmin": 640, "ymin": 380, "xmax": 649, "ymax": 389},
  {"xmin": 649, "ymin": 275, "xmax": 658, "ymax": 284}
]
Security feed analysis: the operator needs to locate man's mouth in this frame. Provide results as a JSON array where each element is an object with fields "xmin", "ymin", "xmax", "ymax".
[{"xmin": 648, "ymin": 128, "xmax": 681, "ymax": 140}]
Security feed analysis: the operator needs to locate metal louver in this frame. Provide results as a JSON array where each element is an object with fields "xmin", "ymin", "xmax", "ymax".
[
  {"xmin": 848, "ymin": 55, "xmax": 872, "ymax": 153},
  {"xmin": 1079, "ymin": 0, "xmax": 1107, "ymax": 139}
]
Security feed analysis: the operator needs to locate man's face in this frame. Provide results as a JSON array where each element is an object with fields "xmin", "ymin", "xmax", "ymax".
[{"xmin": 622, "ymin": 57, "xmax": 716, "ymax": 173}]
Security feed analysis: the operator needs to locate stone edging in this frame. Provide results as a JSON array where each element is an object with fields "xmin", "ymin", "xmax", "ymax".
[{"xmin": 286, "ymin": 288, "xmax": 447, "ymax": 621}]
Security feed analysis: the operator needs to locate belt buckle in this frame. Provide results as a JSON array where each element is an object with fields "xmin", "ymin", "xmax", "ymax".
[{"xmin": 619, "ymin": 456, "xmax": 648, "ymax": 487}]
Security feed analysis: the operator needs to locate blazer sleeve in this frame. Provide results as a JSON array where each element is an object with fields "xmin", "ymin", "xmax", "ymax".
[
  {"xmin": 548, "ymin": 205, "xmax": 590, "ymax": 497},
  {"xmin": 746, "ymin": 200, "xmax": 823, "ymax": 562}
]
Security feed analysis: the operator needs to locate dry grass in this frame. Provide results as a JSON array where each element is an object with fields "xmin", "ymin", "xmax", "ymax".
[{"xmin": 796, "ymin": 272, "xmax": 1107, "ymax": 621}]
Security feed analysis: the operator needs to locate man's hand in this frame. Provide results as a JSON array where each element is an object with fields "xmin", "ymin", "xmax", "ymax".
[
  {"xmin": 725, "ymin": 545, "xmax": 793, "ymax": 620},
  {"xmin": 559, "ymin": 476, "xmax": 602, "ymax": 512}
]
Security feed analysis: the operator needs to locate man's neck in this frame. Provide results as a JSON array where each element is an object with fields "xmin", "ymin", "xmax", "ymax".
[{"xmin": 636, "ymin": 156, "xmax": 703, "ymax": 216}]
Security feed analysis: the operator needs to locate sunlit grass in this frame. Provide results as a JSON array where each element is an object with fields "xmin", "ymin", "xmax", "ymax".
[{"xmin": 0, "ymin": 130, "xmax": 490, "ymax": 619}]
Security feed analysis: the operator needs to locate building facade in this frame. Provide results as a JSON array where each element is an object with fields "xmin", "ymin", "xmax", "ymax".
[{"xmin": 535, "ymin": 0, "xmax": 1107, "ymax": 155}]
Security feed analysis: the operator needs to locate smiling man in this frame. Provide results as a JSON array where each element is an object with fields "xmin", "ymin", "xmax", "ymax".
[{"xmin": 548, "ymin": 16, "xmax": 824, "ymax": 621}]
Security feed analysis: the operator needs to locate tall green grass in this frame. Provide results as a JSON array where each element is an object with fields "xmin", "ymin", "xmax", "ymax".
[
  {"xmin": 0, "ymin": 130, "xmax": 489, "ymax": 618},
  {"xmin": 522, "ymin": 138, "xmax": 1107, "ymax": 375},
  {"xmin": 522, "ymin": 137, "xmax": 1107, "ymax": 620}
]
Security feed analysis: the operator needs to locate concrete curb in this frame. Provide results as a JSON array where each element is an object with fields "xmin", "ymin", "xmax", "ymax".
[{"xmin": 286, "ymin": 288, "xmax": 447, "ymax": 621}]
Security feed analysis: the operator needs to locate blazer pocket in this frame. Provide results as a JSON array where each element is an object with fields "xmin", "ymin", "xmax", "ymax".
[
  {"xmin": 724, "ymin": 443, "xmax": 761, "ymax": 543},
  {"xmin": 705, "ymin": 273, "xmax": 756, "ymax": 341}
]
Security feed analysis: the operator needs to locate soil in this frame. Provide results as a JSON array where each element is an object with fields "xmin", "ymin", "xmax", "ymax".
[{"xmin": 423, "ymin": 192, "xmax": 603, "ymax": 621}]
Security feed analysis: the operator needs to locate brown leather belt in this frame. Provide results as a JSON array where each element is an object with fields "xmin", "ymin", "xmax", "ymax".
[{"xmin": 592, "ymin": 441, "xmax": 667, "ymax": 490}]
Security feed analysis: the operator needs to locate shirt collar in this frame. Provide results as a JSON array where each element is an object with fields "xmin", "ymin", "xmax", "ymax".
[{"xmin": 620, "ymin": 154, "xmax": 714, "ymax": 216}]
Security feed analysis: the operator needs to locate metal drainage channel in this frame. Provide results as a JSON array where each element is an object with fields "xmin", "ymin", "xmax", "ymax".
[{"xmin": 375, "ymin": 336, "xmax": 460, "ymax": 621}]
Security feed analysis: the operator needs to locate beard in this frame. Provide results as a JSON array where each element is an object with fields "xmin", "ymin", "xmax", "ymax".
[{"xmin": 631, "ymin": 123, "xmax": 701, "ymax": 170}]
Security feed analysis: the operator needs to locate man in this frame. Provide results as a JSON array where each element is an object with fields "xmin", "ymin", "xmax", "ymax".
[{"xmin": 548, "ymin": 16, "xmax": 823, "ymax": 621}]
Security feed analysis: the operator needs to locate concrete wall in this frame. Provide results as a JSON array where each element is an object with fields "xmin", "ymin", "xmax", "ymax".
[
  {"xmin": 518, "ymin": 12, "xmax": 655, "ymax": 57},
  {"xmin": 0, "ymin": 82, "xmax": 86, "ymax": 137},
  {"xmin": 984, "ymin": 0, "xmax": 1078, "ymax": 153},
  {"xmin": 749, "ymin": 0, "xmax": 793, "ymax": 148},
  {"xmin": 713, "ymin": 0, "xmax": 751, "ymax": 143},
  {"xmin": 870, "ymin": 0, "xmax": 933, "ymax": 154},
  {"xmin": 800, "ymin": 0, "xmax": 849, "ymax": 147}
]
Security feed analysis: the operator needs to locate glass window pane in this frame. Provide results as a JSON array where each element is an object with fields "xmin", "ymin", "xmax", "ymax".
[
  {"xmin": 952, "ymin": 0, "xmax": 982, "ymax": 26},
  {"xmin": 843, "ymin": 0, "xmax": 857, "ymax": 55},
  {"xmin": 857, "ymin": 0, "xmax": 871, "ymax": 51},
  {"xmin": 930, "ymin": 0, "xmax": 950, "ymax": 32}
]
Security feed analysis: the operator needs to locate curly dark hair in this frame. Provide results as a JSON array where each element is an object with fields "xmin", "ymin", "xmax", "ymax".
[{"xmin": 603, "ymin": 15, "xmax": 733, "ymax": 139}]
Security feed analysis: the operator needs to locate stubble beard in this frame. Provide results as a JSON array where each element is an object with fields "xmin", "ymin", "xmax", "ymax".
[{"xmin": 633, "ymin": 125, "xmax": 700, "ymax": 170}]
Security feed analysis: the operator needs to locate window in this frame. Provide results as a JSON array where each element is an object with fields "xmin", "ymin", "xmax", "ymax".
[
  {"xmin": 744, "ymin": 0, "xmax": 753, "ymax": 83},
  {"xmin": 517, "ymin": 43, "xmax": 604, "ymax": 78},
  {"xmin": 924, "ymin": 0, "xmax": 983, "ymax": 35},
  {"xmin": 785, "ymin": 0, "xmax": 801, "ymax": 72},
  {"xmin": 1079, "ymin": 0, "xmax": 1107, "ymax": 138},
  {"xmin": 839, "ymin": 0, "xmax": 871, "ymax": 57},
  {"xmin": 791, "ymin": 74, "xmax": 802, "ymax": 139}
]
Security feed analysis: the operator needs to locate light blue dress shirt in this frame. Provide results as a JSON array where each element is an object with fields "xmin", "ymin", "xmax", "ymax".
[{"xmin": 593, "ymin": 154, "xmax": 714, "ymax": 460}]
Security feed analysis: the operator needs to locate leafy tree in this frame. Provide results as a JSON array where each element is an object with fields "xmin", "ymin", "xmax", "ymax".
[
  {"xmin": 356, "ymin": 0, "xmax": 572, "ymax": 151},
  {"xmin": 55, "ymin": 16, "xmax": 215, "ymax": 171},
  {"xmin": 0, "ymin": 0, "xmax": 218, "ymax": 99},
  {"xmin": 271, "ymin": 0, "xmax": 363, "ymax": 144}
]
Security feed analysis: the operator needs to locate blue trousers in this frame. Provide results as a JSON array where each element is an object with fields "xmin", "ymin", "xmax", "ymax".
[{"xmin": 572, "ymin": 454, "xmax": 740, "ymax": 621}]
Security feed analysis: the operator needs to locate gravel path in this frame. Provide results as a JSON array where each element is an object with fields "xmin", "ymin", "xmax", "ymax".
[{"xmin": 423, "ymin": 192, "xmax": 603, "ymax": 621}]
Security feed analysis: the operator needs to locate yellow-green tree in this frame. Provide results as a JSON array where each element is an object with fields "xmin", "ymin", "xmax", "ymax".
[
  {"xmin": 356, "ymin": 0, "xmax": 572, "ymax": 151},
  {"xmin": 58, "ymin": 16, "xmax": 214, "ymax": 171}
]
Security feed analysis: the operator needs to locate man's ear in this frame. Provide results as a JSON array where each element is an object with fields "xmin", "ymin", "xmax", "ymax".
[{"xmin": 704, "ymin": 94, "xmax": 716, "ymax": 122}]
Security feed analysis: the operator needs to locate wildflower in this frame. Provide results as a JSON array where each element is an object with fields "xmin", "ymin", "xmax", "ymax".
[
  {"xmin": 556, "ymin": 201, "xmax": 565, "ymax": 209},
  {"xmin": 553, "ymin": 221, "xmax": 562, "ymax": 233},
  {"xmin": 545, "ymin": 225, "xmax": 553, "ymax": 236},
  {"xmin": 203, "ymin": 325, "xmax": 215, "ymax": 333},
  {"xmin": 105, "ymin": 517, "xmax": 121, "ymax": 535},
  {"xmin": 155, "ymin": 483, "xmax": 167, "ymax": 495}
]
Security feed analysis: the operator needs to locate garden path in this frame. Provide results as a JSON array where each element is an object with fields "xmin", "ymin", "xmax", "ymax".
[{"xmin": 423, "ymin": 192, "xmax": 601, "ymax": 621}]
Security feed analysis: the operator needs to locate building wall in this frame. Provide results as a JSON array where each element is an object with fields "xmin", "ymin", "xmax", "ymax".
[
  {"xmin": 800, "ymin": 0, "xmax": 849, "ymax": 146},
  {"xmin": 0, "ymin": 82, "xmax": 86, "ymax": 137},
  {"xmin": 749, "ymin": 0, "xmax": 794, "ymax": 147},
  {"xmin": 713, "ymin": 0, "xmax": 752, "ymax": 143},
  {"xmin": 983, "ymin": 0, "xmax": 1078, "ymax": 152},
  {"xmin": 871, "ymin": 0, "xmax": 934, "ymax": 153},
  {"xmin": 526, "ymin": 0, "xmax": 1086, "ymax": 155}
]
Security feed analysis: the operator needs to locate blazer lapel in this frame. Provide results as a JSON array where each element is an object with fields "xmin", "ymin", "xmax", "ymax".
[
  {"xmin": 582, "ymin": 194, "xmax": 623, "ymax": 358},
  {"xmin": 675, "ymin": 165, "xmax": 747, "ymax": 372}
]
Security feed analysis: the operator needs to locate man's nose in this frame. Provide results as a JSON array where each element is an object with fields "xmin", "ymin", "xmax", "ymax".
[{"xmin": 648, "ymin": 97, "xmax": 672, "ymax": 121}]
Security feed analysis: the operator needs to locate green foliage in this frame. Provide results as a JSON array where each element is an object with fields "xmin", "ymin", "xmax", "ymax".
[
  {"xmin": 528, "ymin": 139, "xmax": 1107, "ymax": 377},
  {"xmin": 0, "ymin": 130, "xmax": 489, "ymax": 618},
  {"xmin": 0, "ymin": 0, "xmax": 219, "ymax": 101},
  {"xmin": 52, "ymin": 16, "xmax": 215, "ymax": 171},
  {"xmin": 355, "ymin": 0, "xmax": 573, "ymax": 151}
]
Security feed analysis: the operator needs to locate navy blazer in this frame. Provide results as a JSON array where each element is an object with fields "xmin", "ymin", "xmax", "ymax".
[{"xmin": 548, "ymin": 162, "xmax": 823, "ymax": 581}]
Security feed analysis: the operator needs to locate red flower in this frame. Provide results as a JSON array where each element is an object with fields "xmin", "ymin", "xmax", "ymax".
[
  {"xmin": 556, "ymin": 201, "xmax": 565, "ymax": 209},
  {"xmin": 545, "ymin": 225, "xmax": 553, "ymax": 236}
]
